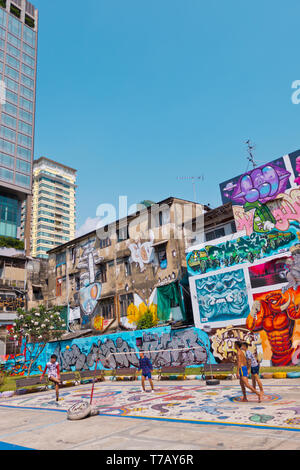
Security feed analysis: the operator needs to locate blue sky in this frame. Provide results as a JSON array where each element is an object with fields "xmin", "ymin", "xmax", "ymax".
[{"xmin": 33, "ymin": 0, "xmax": 300, "ymax": 235}]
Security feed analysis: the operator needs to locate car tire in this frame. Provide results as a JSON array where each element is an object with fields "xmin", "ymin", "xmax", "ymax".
[
  {"xmin": 206, "ymin": 379, "xmax": 220, "ymax": 386},
  {"xmin": 67, "ymin": 401, "xmax": 92, "ymax": 421}
]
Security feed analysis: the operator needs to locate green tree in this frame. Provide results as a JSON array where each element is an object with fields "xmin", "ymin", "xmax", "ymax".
[
  {"xmin": 136, "ymin": 310, "xmax": 157, "ymax": 330},
  {"xmin": 10, "ymin": 305, "xmax": 66, "ymax": 376}
]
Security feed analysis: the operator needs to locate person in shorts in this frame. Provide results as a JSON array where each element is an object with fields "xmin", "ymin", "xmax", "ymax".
[
  {"xmin": 236, "ymin": 341, "xmax": 262, "ymax": 402},
  {"xmin": 138, "ymin": 352, "xmax": 154, "ymax": 393},
  {"xmin": 243, "ymin": 342, "xmax": 264, "ymax": 398},
  {"xmin": 40, "ymin": 354, "xmax": 62, "ymax": 402}
]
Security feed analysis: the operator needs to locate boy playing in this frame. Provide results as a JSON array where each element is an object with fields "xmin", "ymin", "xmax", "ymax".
[
  {"xmin": 40, "ymin": 354, "xmax": 62, "ymax": 402},
  {"xmin": 236, "ymin": 341, "xmax": 262, "ymax": 402},
  {"xmin": 243, "ymin": 342, "xmax": 264, "ymax": 398},
  {"xmin": 138, "ymin": 351, "xmax": 155, "ymax": 393}
]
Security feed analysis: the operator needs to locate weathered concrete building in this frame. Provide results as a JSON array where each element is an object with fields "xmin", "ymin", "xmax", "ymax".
[
  {"xmin": 47, "ymin": 197, "xmax": 210, "ymax": 335},
  {"xmin": 0, "ymin": 250, "xmax": 48, "ymax": 355}
]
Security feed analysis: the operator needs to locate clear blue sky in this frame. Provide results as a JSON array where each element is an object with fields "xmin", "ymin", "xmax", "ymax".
[{"xmin": 33, "ymin": 0, "xmax": 300, "ymax": 234}]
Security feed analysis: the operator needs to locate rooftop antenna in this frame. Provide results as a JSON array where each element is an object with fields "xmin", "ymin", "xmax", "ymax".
[
  {"xmin": 245, "ymin": 139, "xmax": 258, "ymax": 169},
  {"xmin": 177, "ymin": 175, "xmax": 204, "ymax": 202}
]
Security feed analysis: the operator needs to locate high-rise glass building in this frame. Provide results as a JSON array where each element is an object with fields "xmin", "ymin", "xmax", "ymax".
[
  {"xmin": 31, "ymin": 157, "xmax": 77, "ymax": 259},
  {"xmin": 0, "ymin": 0, "xmax": 38, "ymax": 250}
]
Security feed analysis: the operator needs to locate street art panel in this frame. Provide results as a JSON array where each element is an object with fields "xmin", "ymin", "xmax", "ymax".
[
  {"xmin": 247, "ymin": 286, "xmax": 300, "ymax": 366},
  {"xmin": 289, "ymin": 150, "xmax": 300, "ymax": 185},
  {"xmin": 233, "ymin": 188, "xmax": 300, "ymax": 236},
  {"xmin": 128, "ymin": 230, "xmax": 155, "ymax": 272},
  {"xmin": 75, "ymin": 238, "xmax": 104, "ymax": 329},
  {"xmin": 3, "ymin": 326, "xmax": 216, "ymax": 376},
  {"xmin": 186, "ymin": 228, "xmax": 299, "ymax": 276},
  {"xmin": 0, "ymin": 292, "xmax": 26, "ymax": 312},
  {"xmin": 210, "ymin": 326, "xmax": 260, "ymax": 363},
  {"xmin": 194, "ymin": 268, "xmax": 251, "ymax": 326},
  {"xmin": 249, "ymin": 257, "xmax": 290, "ymax": 289},
  {"xmin": 281, "ymin": 244, "xmax": 300, "ymax": 293},
  {"xmin": 219, "ymin": 157, "xmax": 291, "ymax": 206}
]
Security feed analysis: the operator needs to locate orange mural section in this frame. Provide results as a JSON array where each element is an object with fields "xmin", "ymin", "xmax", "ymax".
[{"xmin": 249, "ymin": 287, "xmax": 300, "ymax": 366}]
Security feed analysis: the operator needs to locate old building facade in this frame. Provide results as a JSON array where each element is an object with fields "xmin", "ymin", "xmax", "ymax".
[{"xmin": 46, "ymin": 197, "xmax": 209, "ymax": 335}]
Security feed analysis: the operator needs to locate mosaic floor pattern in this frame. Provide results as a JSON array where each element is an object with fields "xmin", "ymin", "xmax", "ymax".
[{"xmin": 1, "ymin": 383, "xmax": 300, "ymax": 431}]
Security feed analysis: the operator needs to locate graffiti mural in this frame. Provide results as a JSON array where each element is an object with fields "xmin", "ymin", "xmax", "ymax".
[
  {"xmin": 0, "ymin": 292, "xmax": 26, "ymax": 312},
  {"xmin": 249, "ymin": 257, "xmax": 290, "ymax": 289},
  {"xmin": 233, "ymin": 188, "xmax": 300, "ymax": 236},
  {"xmin": 282, "ymin": 245, "xmax": 300, "ymax": 293},
  {"xmin": 128, "ymin": 230, "xmax": 155, "ymax": 272},
  {"xmin": 195, "ymin": 268, "xmax": 250, "ymax": 325},
  {"xmin": 289, "ymin": 150, "xmax": 300, "ymax": 185},
  {"xmin": 3, "ymin": 326, "xmax": 216, "ymax": 376},
  {"xmin": 186, "ymin": 228, "xmax": 298, "ymax": 276},
  {"xmin": 220, "ymin": 158, "xmax": 291, "ymax": 206},
  {"xmin": 76, "ymin": 239, "xmax": 103, "ymax": 329},
  {"xmin": 247, "ymin": 287, "xmax": 300, "ymax": 366},
  {"xmin": 210, "ymin": 326, "xmax": 259, "ymax": 363},
  {"xmin": 136, "ymin": 328, "xmax": 210, "ymax": 368}
]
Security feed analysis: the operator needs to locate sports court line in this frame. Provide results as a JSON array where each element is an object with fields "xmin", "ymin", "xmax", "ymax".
[
  {"xmin": 0, "ymin": 441, "xmax": 35, "ymax": 450},
  {"xmin": 96, "ymin": 411, "xmax": 300, "ymax": 433},
  {"xmin": 0, "ymin": 403, "xmax": 67, "ymax": 413},
  {"xmin": 1, "ymin": 400, "xmax": 300, "ymax": 433}
]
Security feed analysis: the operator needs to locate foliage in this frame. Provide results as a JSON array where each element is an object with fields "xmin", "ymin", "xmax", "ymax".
[
  {"xmin": 11, "ymin": 305, "xmax": 66, "ymax": 344},
  {"xmin": 10, "ymin": 4, "xmax": 21, "ymax": 18},
  {"xmin": 25, "ymin": 14, "xmax": 35, "ymax": 28},
  {"xmin": 0, "ymin": 236, "xmax": 24, "ymax": 250},
  {"xmin": 9, "ymin": 305, "xmax": 66, "ymax": 376},
  {"xmin": 127, "ymin": 302, "xmax": 159, "ymax": 330}
]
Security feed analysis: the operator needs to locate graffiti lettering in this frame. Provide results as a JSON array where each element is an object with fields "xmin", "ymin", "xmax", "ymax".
[
  {"xmin": 187, "ymin": 229, "xmax": 297, "ymax": 275},
  {"xmin": 223, "ymin": 163, "xmax": 290, "ymax": 206}
]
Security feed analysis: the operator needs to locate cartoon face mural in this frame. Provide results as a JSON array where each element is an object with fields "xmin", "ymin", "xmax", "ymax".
[
  {"xmin": 186, "ymin": 228, "xmax": 298, "ymax": 276},
  {"xmin": 247, "ymin": 287, "xmax": 300, "ymax": 366},
  {"xmin": 195, "ymin": 268, "xmax": 250, "ymax": 325}
]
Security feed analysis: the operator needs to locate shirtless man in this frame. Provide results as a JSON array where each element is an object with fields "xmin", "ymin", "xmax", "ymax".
[{"xmin": 236, "ymin": 341, "xmax": 262, "ymax": 402}]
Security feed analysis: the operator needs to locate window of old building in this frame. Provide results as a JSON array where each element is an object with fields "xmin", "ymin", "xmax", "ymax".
[
  {"xmin": 56, "ymin": 277, "xmax": 62, "ymax": 297},
  {"xmin": 99, "ymin": 297, "xmax": 115, "ymax": 319},
  {"xmin": 154, "ymin": 243, "xmax": 168, "ymax": 269},
  {"xmin": 119, "ymin": 293, "xmax": 134, "ymax": 317},
  {"xmin": 96, "ymin": 263, "xmax": 107, "ymax": 283}
]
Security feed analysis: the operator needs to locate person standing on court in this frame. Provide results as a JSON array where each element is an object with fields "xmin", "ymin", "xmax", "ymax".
[
  {"xmin": 243, "ymin": 342, "xmax": 264, "ymax": 398},
  {"xmin": 138, "ymin": 351, "xmax": 155, "ymax": 393},
  {"xmin": 236, "ymin": 341, "xmax": 262, "ymax": 402},
  {"xmin": 40, "ymin": 354, "xmax": 62, "ymax": 402}
]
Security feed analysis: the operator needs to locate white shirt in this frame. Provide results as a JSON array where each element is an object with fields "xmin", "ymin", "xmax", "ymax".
[
  {"xmin": 46, "ymin": 361, "xmax": 59, "ymax": 378},
  {"xmin": 245, "ymin": 350, "xmax": 258, "ymax": 368}
]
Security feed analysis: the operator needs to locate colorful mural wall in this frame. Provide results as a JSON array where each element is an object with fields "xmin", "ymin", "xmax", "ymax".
[
  {"xmin": 3, "ymin": 326, "xmax": 216, "ymax": 376},
  {"xmin": 73, "ymin": 238, "xmax": 103, "ymax": 330},
  {"xmin": 188, "ymin": 150, "xmax": 300, "ymax": 366}
]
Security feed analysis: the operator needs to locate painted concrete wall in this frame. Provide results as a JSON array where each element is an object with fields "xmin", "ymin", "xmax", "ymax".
[
  {"xmin": 3, "ymin": 326, "xmax": 216, "ymax": 376},
  {"xmin": 188, "ymin": 150, "xmax": 300, "ymax": 367}
]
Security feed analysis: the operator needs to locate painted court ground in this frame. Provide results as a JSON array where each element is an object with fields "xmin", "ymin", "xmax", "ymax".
[{"xmin": 1, "ymin": 379, "xmax": 300, "ymax": 450}]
